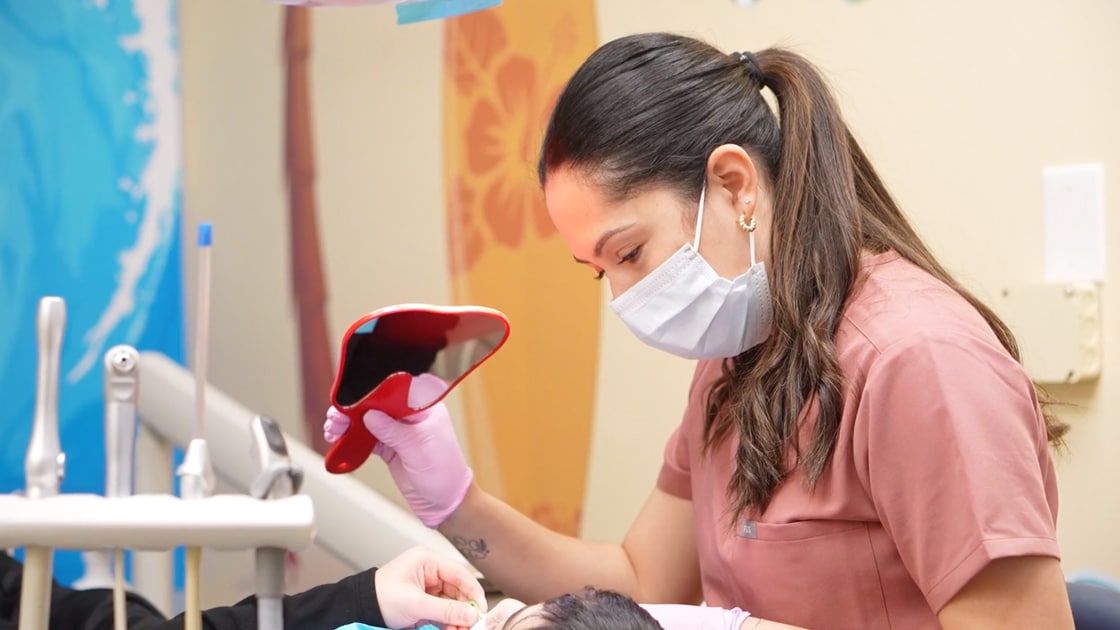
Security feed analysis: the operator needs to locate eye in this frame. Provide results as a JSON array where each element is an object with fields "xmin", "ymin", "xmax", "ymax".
[
  {"xmin": 592, "ymin": 246, "xmax": 641, "ymax": 281},
  {"xmin": 618, "ymin": 246, "xmax": 642, "ymax": 264}
]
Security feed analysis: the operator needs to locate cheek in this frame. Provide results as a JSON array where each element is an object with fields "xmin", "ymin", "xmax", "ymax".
[{"xmin": 606, "ymin": 274, "xmax": 637, "ymax": 300}]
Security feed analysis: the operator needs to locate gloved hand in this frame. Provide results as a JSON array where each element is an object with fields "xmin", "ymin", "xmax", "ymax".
[
  {"xmin": 324, "ymin": 395, "xmax": 473, "ymax": 528},
  {"xmin": 374, "ymin": 546, "xmax": 487, "ymax": 630},
  {"xmin": 640, "ymin": 604, "xmax": 754, "ymax": 630}
]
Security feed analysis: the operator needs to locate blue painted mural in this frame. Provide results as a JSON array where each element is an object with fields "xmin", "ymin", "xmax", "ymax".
[{"xmin": 0, "ymin": 0, "xmax": 185, "ymax": 587}]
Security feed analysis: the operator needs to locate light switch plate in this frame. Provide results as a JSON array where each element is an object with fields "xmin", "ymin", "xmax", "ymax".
[{"xmin": 1043, "ymin": 163, "xmax": 1106, "ymax": 283}]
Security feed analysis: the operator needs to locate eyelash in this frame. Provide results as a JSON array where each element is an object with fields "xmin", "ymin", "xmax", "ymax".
[{"xmin": 594, "ymin": 246, "xmax": 642, "ymax": 281}]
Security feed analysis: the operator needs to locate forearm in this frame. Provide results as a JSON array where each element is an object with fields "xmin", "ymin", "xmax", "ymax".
[
  {"xmin": 938, "ymin": 556, "xmax": 1073, "ymax": 629},
  {"xmin": 439, "ymin": 484, "xmax": 640, "ymax": 603}
]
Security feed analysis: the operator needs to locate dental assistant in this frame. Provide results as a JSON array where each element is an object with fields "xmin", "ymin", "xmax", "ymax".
[{"xmin": 327, "ymin": 32, "xmax": 1075, "ymax": 629}]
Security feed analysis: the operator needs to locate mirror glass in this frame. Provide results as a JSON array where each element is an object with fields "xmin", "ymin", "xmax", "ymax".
[{"xmin": 334, "ymin": 309, "xmax": 507, "ymax": 411}]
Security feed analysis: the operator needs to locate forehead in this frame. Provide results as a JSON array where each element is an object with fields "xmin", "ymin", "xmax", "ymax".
[
  {"xmin": 504, "ymin": 602, "xmax": 544, "ymax": 629},
  {"xmin": 544, "ymin": 168, "xmax": 688, "ymax": 246},
  {"xmin": 543, "ymin": 168, "xmax": 615, "ymax": 226}
]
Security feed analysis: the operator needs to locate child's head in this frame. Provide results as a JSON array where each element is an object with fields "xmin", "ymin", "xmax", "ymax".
[{"xmin": 485, "ymin": 587, "xmax": 664, "ymax": 629}]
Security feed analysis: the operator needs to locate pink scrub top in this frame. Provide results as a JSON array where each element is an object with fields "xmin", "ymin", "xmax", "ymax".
[{"xmin": 657, "ymin": 251, "xmax": 1061, "ymax": 629}]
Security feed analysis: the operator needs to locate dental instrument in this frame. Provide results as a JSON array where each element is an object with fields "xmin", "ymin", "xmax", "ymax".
[
  {"xmin": 19, "ymin": 297, "xmax": 67, "ymax": 630},
  {"xmin": 469, "ymin": 600, "xmax": 485, "ymax": 630},
  {"xmin": 0, "ymin": 490, "xmax": 316, "ymax": 623},
  {"xmin": 177, "ymin": 223, "xmax": 216, "ymax": 630},
  {"xmin": 249, "ymin": 414, "xmax": 304, "ymax": 630},
  {"xmin": 134, "ymin": 351, "xmax": 474, "ymax": 588},
  {"xmin": 104, "ymin": 345, "xmax": 140, "ymax": 630},
  {"xmin": 0, "ymin": 494, "xmax": 315, "ymax": 551}
]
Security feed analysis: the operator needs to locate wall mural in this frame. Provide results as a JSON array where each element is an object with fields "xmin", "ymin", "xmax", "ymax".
[
  {"xmin": 442, "ymin": 1, "xmax": 602, "ymax": 535},
  {"xmin": 0, "ymin": 0, "xmax": 186, "ymax": 587},
  {"xmin": 277, "ymin": 0, "xmax": 604, "ymax": 535}
]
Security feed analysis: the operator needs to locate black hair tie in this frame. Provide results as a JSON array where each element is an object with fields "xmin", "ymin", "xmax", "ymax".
[{"xmin": 732, "ymin": 51, "xmax": 766, "ymax": 88}]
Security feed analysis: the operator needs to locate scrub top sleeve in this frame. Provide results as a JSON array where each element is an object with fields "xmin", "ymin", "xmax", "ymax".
[
  {"xmin": 857, "ymin": 331, "xmax": 1060, "ymax": 614},
  {"xmin": 656, "ymin": 360, "xmax": 720, "ymax": 501},
  {"xmin": 657, "ymin": 424, "xmax": 692, "ymax": 500}
]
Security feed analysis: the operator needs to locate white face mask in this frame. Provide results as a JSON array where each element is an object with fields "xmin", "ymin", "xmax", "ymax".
[{"xmin": 609, "ymin": 184, "xmax": 773, "ymax": 360}]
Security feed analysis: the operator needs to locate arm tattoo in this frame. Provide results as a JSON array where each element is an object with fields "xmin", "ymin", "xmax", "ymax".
[{"xmin": 450, "ymin": 536, "xmax": 491, "ymax": 561}]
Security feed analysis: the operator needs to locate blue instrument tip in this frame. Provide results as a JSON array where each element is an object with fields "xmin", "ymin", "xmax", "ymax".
[
  {"xmin": 395, "ymin": 0, "xmax": 501, "ymax": 24},
  {"xmin": 197, "ymin": 223, "xmax": 212, "ymax": 247}
]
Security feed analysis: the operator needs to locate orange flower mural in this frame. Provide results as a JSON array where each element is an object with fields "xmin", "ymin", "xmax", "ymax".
[
  {"xmin": 442, "ymin": 1, "xmax": 600, "ymax": 536},
  {"xmin": 449, "ymin": 8, "xmax": 565, "ymax": 267},
  {"xmin": 445, "ymin": 8, "xmax": 506, "ymax": 98},
  {"xmin": 470, "ymin": 57, "xmax": 559, "ymax": 248}
]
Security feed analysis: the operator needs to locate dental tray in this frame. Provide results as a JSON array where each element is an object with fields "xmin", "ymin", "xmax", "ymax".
[{"xmin": 0, "ymin": 494, "xmax": 315, "ymax": 551}]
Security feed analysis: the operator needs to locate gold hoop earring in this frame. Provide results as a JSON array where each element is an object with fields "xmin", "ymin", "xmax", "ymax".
[{"xmin": 738, "ymin": 214, "xmax": 757, "ymax": 232}]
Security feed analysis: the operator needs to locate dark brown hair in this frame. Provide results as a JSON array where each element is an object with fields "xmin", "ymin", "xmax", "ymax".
[
  {"xmin": 533, "ymin": 587, "xmax": 663, "ymax": 629},
  {"xmin": 538, "ymin": 33, "xmax": 1068, "ymax": 519}
]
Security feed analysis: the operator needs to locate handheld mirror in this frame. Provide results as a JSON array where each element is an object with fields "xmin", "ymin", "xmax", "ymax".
[{"xmin": 324, "ymin": 303, "xmax": 510, "ymax": 474}]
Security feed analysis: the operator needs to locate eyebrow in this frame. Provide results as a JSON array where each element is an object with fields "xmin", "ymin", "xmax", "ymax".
[{"xmin": 572, "ymin": 223, "xmax": 637, "ymax": 264}]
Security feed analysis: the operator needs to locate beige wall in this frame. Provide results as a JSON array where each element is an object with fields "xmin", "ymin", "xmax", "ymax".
[{"xmin": 180, "ymin": 0, "xmax": 1120, "ymax": 603}]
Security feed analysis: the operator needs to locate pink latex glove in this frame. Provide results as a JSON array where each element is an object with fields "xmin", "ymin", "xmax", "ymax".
[
  {"xmin": 323, "ymin": 399, "xmax": 472, "ymax": 528},
  {"xmin": 640, "ymin": 605, "xmax": 754, "ymax": 630},
  {"xmin": 322, "ymin": 373, "xmax": 451, "ymax": 442}
]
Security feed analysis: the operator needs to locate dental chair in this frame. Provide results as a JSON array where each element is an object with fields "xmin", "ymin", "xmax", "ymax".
[{"xmin": 1068, "ymin": 579, "xmax": 1120, "ymax": 630}]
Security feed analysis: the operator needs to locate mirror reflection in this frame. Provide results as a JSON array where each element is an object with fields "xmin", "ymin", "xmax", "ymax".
[{"xmin": 335, "ymin": 310, "xmax": 507, "ymax": 410}]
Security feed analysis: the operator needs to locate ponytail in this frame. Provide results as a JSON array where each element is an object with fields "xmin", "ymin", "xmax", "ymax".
[
  {"xmin": 709, "ymin": 49, "xmax": 1065, "ymax": 519},
  {"xmin": 705, "ymin": 49, "xmax": 863, "ymax": 517}
]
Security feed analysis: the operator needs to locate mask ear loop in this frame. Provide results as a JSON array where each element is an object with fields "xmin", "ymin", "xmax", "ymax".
[
  {"xmin": 693, "ymin": 184, "xmax": 707, "ymax": 250},
  {"xmin": 749, "ymin": 229, "xmax": 757, "ymax": 267}
]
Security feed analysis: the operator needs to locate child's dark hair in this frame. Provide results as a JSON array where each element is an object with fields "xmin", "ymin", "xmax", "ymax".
[{"xmin": 535, "ymin": 587, "xmax": 663, "ymax": 629}]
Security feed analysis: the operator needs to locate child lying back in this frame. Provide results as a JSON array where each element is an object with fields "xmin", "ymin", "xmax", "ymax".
[{"xmin": 481, "ymin": 587, "xmax": 804, "ymax": 630}]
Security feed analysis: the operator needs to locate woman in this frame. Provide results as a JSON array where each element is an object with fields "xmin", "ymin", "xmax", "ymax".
[{"xmin": 326, "ymin": 32, "xmax": 1073, "ymax": 629}]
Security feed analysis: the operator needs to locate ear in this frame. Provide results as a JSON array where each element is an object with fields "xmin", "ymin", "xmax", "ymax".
[{"xmin": 705, "ymin": 144, "xmax": 761, "ymax": 219}]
